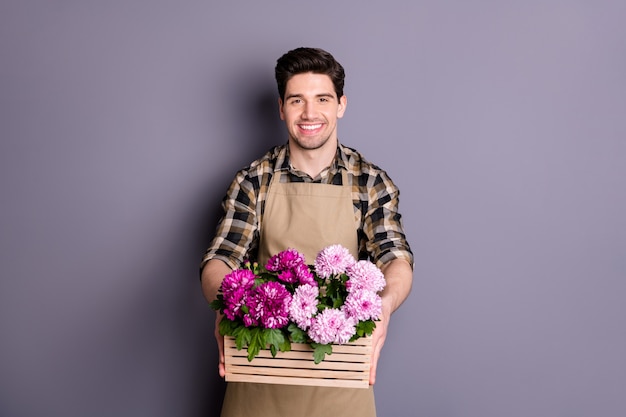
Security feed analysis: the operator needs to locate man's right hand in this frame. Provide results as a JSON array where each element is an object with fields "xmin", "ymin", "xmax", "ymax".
[{"xmin": 215, "ymin": 313, "xmax": 225, "ymax": 377}]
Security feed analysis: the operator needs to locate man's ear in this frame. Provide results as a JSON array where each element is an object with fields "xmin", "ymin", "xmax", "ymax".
[
  {"xmin": 337, "ymin": 95, "xmax": 347, "ymax": 118},
  {"xmin": 278, "ymin": 97, "xmax": 285, "ymax": 120}
]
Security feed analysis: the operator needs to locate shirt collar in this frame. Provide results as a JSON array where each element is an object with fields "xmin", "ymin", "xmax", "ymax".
[{"xmin": 274, "ymin": 142, "xmax": 349, "ymax": 173}]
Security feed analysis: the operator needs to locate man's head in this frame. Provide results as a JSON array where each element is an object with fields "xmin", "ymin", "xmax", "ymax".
[{"xmin": 275, "ymin": 47, "xmax": 345, "ymax": 101}]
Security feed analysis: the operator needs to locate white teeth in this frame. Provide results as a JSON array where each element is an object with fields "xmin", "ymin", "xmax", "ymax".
[{"xmin": 301, "ymin": 124, "xmax": 322, "ymax": 130}]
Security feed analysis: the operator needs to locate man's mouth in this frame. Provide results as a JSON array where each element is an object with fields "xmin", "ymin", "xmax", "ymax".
[{"xmin": 299, "ymin": 124, "xmax": 323, "ymax": 131}]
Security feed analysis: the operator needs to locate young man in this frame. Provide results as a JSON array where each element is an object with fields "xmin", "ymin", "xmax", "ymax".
[{"xmin": 201, "ymin": 47, "xmax": 413, "ymax": 417}]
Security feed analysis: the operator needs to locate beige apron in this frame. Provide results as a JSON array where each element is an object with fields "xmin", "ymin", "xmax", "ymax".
[{"xmin": 221, "ymin": 169, "xmax": 376, "ymax": 417}]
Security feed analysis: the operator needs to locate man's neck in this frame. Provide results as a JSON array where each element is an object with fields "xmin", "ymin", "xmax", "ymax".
[{"xmin": 288, "ymin": 140, "xmax": 338, "ymax": 178}]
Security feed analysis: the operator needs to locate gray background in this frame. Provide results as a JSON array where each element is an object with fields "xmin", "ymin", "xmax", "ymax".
[{"xmin": 1, "ymin": 1, "xmax": 624, "ymax": 416}]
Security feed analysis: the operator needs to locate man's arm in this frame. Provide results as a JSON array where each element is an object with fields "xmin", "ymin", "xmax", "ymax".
[
  {"xmin": 201, "ymin": 259, "xmax": 233, "ymax": 378},
  {"xmin": 369, "ymin": 257, "xmax": 413, "ymax": 385}
]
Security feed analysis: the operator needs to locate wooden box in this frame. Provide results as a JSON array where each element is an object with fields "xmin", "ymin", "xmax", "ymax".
[{"xmin": 224, "ymin": 336, "xmax": 372, "ymax": 388}]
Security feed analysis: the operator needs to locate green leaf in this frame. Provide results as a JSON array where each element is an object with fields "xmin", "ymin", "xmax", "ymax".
[
  {"xmin": 232, "ymin": 326, "xmax": 252, "ymax": 350},
  {"xmin": 279, "ymin": 335, "xmax": 292, "ymax": 352},
  {"xmin": 218, "ymin": 318, "xmax": 238, "ymax": 336},
  {"xmin": 353, "ymin": 320, "xmax": 377, "ymax": 339},
  {"xmin": 209, "ymin": 297, "xmax": 224, "ymax": 311},
  {"xmin": 246, "ymin": 327, "xmax": 264, "ymax": 361},
  {"xmin": 287, "ymin": 323, "xmax": 308, "ymax": 344},
  {"xmin": 312, "ymin": 343, "xmax": 333, "ymax": 364},
  {"xmin": 264, "ymin": 328, "xmax": 287, "ymax": 357}
]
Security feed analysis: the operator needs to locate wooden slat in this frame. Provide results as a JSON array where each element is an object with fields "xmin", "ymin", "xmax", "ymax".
[
  {"xmin": 223, "ymin": 336, "xmax": 372, "ymax": 389},
  {"xmin": 226, "ymin": 373, "xmax": 369, "ymax": 389},
  {"xmin": 227, "ymin": 356, "xmax": 369, "ymax": 371},
  {"xmin": 228, "ymin": 365, "xmax": 367, "ymax": 380},
  {"xmin": 225, "ymin": 349, "xmax": 370, "ymax": 364}
]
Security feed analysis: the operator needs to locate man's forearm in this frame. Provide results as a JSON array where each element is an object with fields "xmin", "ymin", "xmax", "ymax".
[
  {"xmin": 380, "ymin": 258, "xmax": 413, "ymax": 315},
  {"xmin": 201, "ymin": 259, "xmax": 232, "ymax": 304}
]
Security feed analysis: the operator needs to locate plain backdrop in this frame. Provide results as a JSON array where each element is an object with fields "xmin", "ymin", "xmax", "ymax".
[{"xmin": 1, "ymin": 1, "xmax": 624, "ymax": 416}]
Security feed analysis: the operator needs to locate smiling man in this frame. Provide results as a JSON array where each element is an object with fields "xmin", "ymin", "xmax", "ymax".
[
  {"xmin": 279, "ymin": 72, "xmax": 346, "ymax": 173},
  {"xmin": 201, "ymin": 47, "xmax": 414, "ymax": 417}
]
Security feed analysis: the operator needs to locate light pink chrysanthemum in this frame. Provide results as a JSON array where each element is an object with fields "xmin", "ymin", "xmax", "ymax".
[
  {"xmin": 289, "ymin": 284, "xmax": 319, "ymax": 330},
  {"xmin": 346, "ymin": 260, "xmax": 386, "ymax": 293},
  {"xmin": 308, "ymin": 308, "xmax": 356, "ymax": 345},
  {"xmin": 314, "ymin": 244, "xmax": 356, "ymax": 279},
  {"xmin": 335, "ymin": 315, "xmax": 358, "ymax": 344},
  {"xmin": 343, "ymin": 289, "xmax": 383, "ymax": 321}
]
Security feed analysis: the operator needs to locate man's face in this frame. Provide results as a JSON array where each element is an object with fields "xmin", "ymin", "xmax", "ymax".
[{"xmin": 279, "ymin": 72, "xmax": 347, "ymax": 152}]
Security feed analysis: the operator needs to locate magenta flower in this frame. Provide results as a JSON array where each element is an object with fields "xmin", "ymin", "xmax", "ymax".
[
  {"xmin": 222, "ymin": 287, "xmax": 247, "ymax": 321},
  {"xmin": 265, "ymin": 248, "xmax": 306, "ymax": 272},
  {"xmin": 295, "ymin": 263, "xmax": 316, "ymax": 286},
  {"xmin": 346, "ymin": 260, "xmax": 386, "ymax": 293},
  {"xmin": 277, "ymin": 269, "xmax": 298, "ymax": 284},
  {"xmin": 221, "ymin": 269, "xmax": 256, "ymax": 296},
  {"xmin": 289, "ymin": 284, "xmax": 319, "ymax": 330},
  {"xmin": 248, "ymin": 281, "xmax": 292, "ymax": 329},
  {"xmin": 313, "ymin": 244, "xmax": 356, "ymax": 279},
  {"xmin": 221, "ymin": 269, "xmax": 256, "ymax": 321}
]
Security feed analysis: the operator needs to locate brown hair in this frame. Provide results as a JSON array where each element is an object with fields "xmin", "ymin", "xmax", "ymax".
[{"xmin": 275, "ymin": 47, "xmax": 345, "ymax": 101}]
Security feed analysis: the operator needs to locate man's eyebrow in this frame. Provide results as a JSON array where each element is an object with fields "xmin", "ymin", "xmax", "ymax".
[{"xmin": 285, "ymin": 93, "xmax": 335, "ymax": 100}]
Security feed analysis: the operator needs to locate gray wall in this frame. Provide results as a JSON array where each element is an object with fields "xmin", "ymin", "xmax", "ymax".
[{"xmin": 1, "ymin": 1, "xmax": 624, "ymax": 416}]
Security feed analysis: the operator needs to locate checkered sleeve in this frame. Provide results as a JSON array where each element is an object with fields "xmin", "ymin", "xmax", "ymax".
[
  {"xmin": 201, "ymin": 169, "xmax": 259, "ymax": 271},
  {"xmin": 363, "ymin": 170, "xmax": 414, "ymax": 269}
]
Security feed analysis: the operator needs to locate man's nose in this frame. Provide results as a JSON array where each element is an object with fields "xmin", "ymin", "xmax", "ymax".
[{"xmin": 302, "ymin": 102, "xmax": 316, "ymax": 119}]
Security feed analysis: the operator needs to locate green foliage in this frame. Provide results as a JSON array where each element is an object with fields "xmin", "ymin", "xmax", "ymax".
[
  {"xmin": 353, "ymin": 320, "xmax": 377, "ymax": 340},
  {"xmin": 265, "ymin": 328, "xmax": 287, "ymax": 357},
  {"xmin": 312, "ymin": 343, "xmax": 333, "ymax": 364},
  {"xmin": 288, "ymin": 323, "xmax": 308, "ymax": 344},
  {"xmin": 220, "ymin": 319, "xmax": 295, "ymax": 361},
  {"xmin": 209, "ymin": 295, "xmax": 224, "ymax": 311},
  {"xmin": 316, "ymin": 273, "xmax": 350, "ymax": 310}
]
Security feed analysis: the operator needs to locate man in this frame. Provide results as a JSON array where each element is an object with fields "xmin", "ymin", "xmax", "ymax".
[{"xmin": 201, "ymin": 47, "xmax": 413, "ymax": 417}]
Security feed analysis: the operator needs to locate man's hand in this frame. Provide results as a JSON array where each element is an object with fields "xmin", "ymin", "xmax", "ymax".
[
  {"xmin": 369, "ymin": 303, "xmax": 391, "ymax": 385},
  {"xmin": 215, "ymin": 314, "xmax": 225, "ymax": 378},
  {"xmin": 369, "ymin": 258, "xmax": 413, "ymax": 385},
  {"xmin": 201, "ymin": 259, "xmax": 233, "ymax": 378}
]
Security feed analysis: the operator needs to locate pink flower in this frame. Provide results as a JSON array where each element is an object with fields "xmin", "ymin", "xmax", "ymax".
[
  {"xmin": 314, "ymin": 244, "xmax": 356, "ymax": 279},
  {"xmin": 346, "ymin": 260, "xmax": 386, "ymax": 293},
  {"xmin": 308, "ymin": 308, "xmax": 356, "ymax": 344},
  {"xmin": 289, "ymin": 284, "xmax": 319, "ymax": 330},
  {"xmin": 343, "ymin": 289, "xmax": 383, "ymax": 321}
]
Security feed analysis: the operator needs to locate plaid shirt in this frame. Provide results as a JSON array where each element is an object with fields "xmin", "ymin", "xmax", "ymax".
[{"xmin": 202, "ymin": 143, "xmax": 413, "ymax": 270}]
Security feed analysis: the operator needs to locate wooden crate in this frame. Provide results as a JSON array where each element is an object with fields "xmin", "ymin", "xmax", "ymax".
[{"xmin": 224, "ymin": 336, "xmax": 372, "ymax": 389}]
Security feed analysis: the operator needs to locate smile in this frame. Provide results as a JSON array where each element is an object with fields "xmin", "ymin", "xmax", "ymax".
[{"xmin": 300, "ymin": 124, "xmax": 323, "ymax": 130}]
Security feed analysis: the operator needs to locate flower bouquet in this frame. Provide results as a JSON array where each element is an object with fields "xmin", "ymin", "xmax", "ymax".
[{"xmin": 210, "ymin": 244, "xmax": 385, "ymax": 380}]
